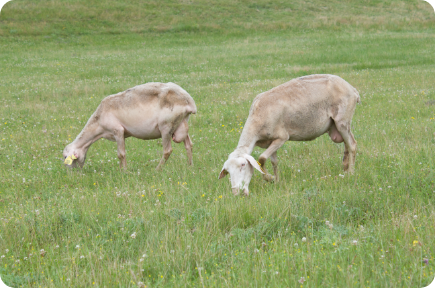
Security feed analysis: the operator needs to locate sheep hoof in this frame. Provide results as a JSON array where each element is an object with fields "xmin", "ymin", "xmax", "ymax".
[
  {"xmin": 232, "ymin": 188, "xmax": 240, "ymax": 196},
  {"xmin": 263, "ymin": 174, "xmax": 275, "ymax": 182}
]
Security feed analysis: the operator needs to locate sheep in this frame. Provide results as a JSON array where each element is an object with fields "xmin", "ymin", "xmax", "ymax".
[
  {"xmin": 63, "ymin": 82, "xmax": 197, "ymax": 170},
  {"xmin": 219, "ymin": 74, "xmax": 360, "ymax": 196}
]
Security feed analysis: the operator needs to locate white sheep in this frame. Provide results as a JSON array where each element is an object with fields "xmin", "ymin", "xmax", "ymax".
[
  {"xmin": 63, "ymin": 82, "xmax": 197, "ymax": 170},
  {"xmin": 219, "ymin": 74, "xmax": 360, "ymax": 196}
]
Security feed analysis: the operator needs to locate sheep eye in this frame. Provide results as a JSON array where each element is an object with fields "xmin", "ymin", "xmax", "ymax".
[{"xmin": 241, "ymin": 163, "xmax": 245, "ymax": 167}]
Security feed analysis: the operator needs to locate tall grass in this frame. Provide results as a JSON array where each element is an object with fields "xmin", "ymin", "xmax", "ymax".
[{"xmin": 0, "ymin": 1, "xmax": 434, "ymax": 287}]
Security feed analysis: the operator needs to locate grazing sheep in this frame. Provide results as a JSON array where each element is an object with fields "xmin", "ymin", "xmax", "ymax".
[
  {"xmin": 219, "ymin": 74, "xmax": 360, "ymax": 196},
  {"xmin": 63, "ymin": 82, "xmax": 197, "ymax": 170}
]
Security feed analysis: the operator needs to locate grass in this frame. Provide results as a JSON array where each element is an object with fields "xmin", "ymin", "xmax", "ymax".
[
  {"xmin": 1, "ymin": 0, "xmax": 434, "ymax": 36},
  {"xmin": 0, "ymin": 0, "xmax": 435, "ymax": 287}
]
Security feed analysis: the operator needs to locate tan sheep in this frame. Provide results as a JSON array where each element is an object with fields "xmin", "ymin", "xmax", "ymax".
[
  {"xmin": 63, "ymin": 82, "xmax": 197, "ymax": 170},
  {"xmin": 219, "ymin": 74, "xmax": 360, "ymax": 195}
]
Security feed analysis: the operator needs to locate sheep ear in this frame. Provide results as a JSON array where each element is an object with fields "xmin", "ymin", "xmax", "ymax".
[
  {"xmin": 243, "ymin": 154, "xmax": 265, "ymax": 174},
  {"xmin": 219, "ymin": 168, "xmax": 228, "ymax": 179}
]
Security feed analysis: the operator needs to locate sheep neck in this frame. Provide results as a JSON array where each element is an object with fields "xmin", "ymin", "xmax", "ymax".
[
  {"xmin": 72, "ymin": 118, "xmax": 103, "ymax": 151},
  {"xmin": 235, "ymin": 126, "xmax": 258, "ymax": 155}
]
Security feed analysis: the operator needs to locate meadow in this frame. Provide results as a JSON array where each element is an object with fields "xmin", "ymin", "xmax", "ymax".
[{"xmin": 0, "ymin": 0, "xmax": 434, "ymax": 287}]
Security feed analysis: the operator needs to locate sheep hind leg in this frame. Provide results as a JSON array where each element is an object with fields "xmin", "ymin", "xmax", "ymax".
[
  {"xmin": 156, "ymin": 133, "xmax": 173, "ymax": 171},
  {"xmin": 258, "ymin": 138, "xmax": 286, "ymax": 182},
  {"xmin": 172, "ymin": 119, "xmax": 192, "ymax": 166},
  {"xmin": 184, "ymin": 134, "xmax": 193, "ymax": 166},
  {"xmin": 335, "ymin": 121, "xmax": 357, "ymax": 173}
]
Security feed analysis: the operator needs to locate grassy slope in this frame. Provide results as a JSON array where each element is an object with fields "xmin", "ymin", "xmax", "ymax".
[
  {"xmin": 0, "ymin": 1, "xmax": 435, "ymax": 287},
  {"xmin": 1, "ymin": 0, "xmax": 434, "ymax": 36}
]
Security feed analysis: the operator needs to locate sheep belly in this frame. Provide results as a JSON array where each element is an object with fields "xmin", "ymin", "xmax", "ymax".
[
  {"xmin": 285, "ymin": 114, "xmax": 333, "ymax": 141},
  {"xmin": 112, "ymin": 107, "xmax": 162, "ymax": 140}
]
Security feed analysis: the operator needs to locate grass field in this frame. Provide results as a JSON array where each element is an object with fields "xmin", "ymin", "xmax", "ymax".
[{"xmin": 0, "ymin": 0, "xmax": 435, "ymax": 287}]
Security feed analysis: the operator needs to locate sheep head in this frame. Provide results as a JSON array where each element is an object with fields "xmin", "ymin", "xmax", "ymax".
[
  {"xmin": 219, "ymin": 154, "xmax": 264, "ymax": 196},
  {"xmin": 62, "ymin": 144, "xmax": 86, "ymax": 168}
]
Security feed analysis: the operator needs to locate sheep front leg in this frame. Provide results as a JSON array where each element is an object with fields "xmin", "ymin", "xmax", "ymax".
[
  {"xmin": 114, "ymin": 128, "xmax": 127, "ymax": 170},
  {"xmin": 156, "ymin": 133, "xmax": 173, "ymax": 170},
  {"xmin": 258, "ymin": 155, "xmax": 273, "ymax": 182},
  {"xmin": 258, "ymin": 138, "xmax": 286, "ymax": 182},
  {"xmin": 270, "ymin": 151, "xmax": 279, "ymax": 182}
]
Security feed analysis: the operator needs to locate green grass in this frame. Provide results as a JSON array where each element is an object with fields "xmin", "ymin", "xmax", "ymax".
[{"xmin": 0, "ymin": 1, "xmax": 435, "ymax": 287}]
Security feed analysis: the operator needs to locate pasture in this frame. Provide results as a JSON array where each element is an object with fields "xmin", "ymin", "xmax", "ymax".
[{"xmin": 0, "ymin": 0, "xmax": 434, "ymax": 287}]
